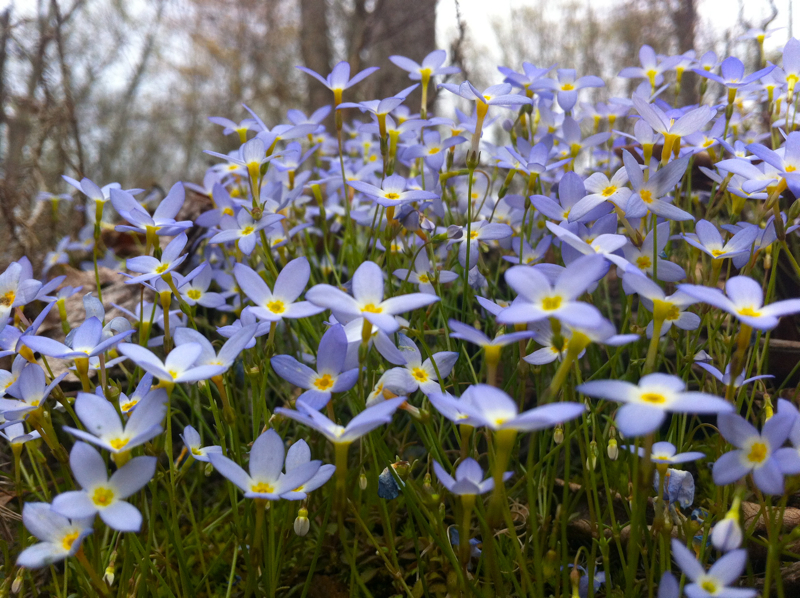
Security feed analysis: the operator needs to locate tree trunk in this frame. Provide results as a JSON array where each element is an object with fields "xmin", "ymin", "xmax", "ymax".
[{"xmin": 363, "ymin": 0, "xmax": 437, "ymax": 108}]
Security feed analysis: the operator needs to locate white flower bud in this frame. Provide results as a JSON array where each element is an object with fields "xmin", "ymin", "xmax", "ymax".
[
  {"xmin": 11, "ymin": 569, "xmax": 23, "ymax": 594},
  {"xmin": 586, "ymin": 441, "xmax": 598, "ymax": 471},
  {"xmin": 104, "ymin": 551, "xmax": 117, "ymax": 586},
  {"xmin": 103, "ymin": 567, "xmax": 115, "ymax": 587},
  {"xmin": 607, "ymin": 439, "xmax": 619, "ymax": 461},
  {"xmin": 712, "ymin": 512, "xmax": 742, "ymax": 551},
  {"xmin": 359, "ymin": 472, "xmax": 368, "ymax": 490},
  {"xmin": 294, "ymin": 508, "xmax": 310, "ymax": 537},
  {"xmin": 554, "ymin": 426, "xmax": 564, "ymax": 445}
]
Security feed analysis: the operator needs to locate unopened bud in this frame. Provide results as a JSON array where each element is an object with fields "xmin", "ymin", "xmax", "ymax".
[
  {"xmin": 359, "ymin": 471, "xmax": 368, "ymax": 490},
  {"xmin": 294, "ymin": 508, "xmax": 310, "ymax": 536},
  {"xmin": 423, "ymin": 473, "xmax": 433, "ymax": 494},
  {"xmin": 446, "ymin": 224, "xmax": 463, "ymax": 240},
  {"xmin": 569, "ymin": 565, "xmax": 581, "ymax": 596},
  {"xmin": 103, "ymin": 551, "xmax": 117, "ymax": 587},
  {"xmin": 204, "ymin": 462, "xmax": 214, "ymax": 477},
  {"xmin": 711, "ymin": 513, "xmax": 742, "ymax": 551},
  {"xmin": 11, "ymin": 569, "xmax": 23, "ymax": 594},
  {"xmin": 554, "ymin": 425, "xmax": 564, "ymax": 445},
  {"xmin": 543, "ymin": 549, "xmax": 559, "ymax": 578},
  {"xmin": 586, "ymin": 440, "xmax": 598, "ymax": 471},
  {"xmin": 764, "ymin": 394, "xmax": 774, "ymax": 420},
  {"xmin": 607, "ymin": 439, "xmax": 619, "ymax": 461}
]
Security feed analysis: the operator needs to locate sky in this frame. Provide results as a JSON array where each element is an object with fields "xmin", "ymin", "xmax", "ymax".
[
  {"xmin": 436, "ymin": 0, "xmax": 797, "ymax": 63},
  {"xmin": 4, "ymin": 0, "xmax": 795, "ymax": 54}
]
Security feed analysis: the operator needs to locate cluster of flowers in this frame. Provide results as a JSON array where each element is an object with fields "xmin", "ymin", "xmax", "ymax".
[{"xmin": 5, "ymin": 28, "xmax": 800, "ymax": 597}]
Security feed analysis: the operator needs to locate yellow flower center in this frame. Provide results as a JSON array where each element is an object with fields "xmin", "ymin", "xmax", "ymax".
[
  {"xmin": 109, "ymin": 438, "xmax": 129, "ymax": 450},
  {"xmin": 747, "ymin": 442, "xmax": 768, "ymax": 464},
  {"xmin": 187, "ymin": 289, "xmax": 202, "ymax": 300},
  {"xmin": 384, "ymin": 192, "xmax": 400, "ymax": 200},
  {"xmin": 711, "ymin": 249, "xmax": 726, "ymax": 257},
  {"xmin": 191, "ymin": 447, "xmax": 203, "ymax": 456},
  {"xmin": 417, "ymin": 273, "xmax": 430, "ymax": 283},
  {"xmin": 737, "ymin": 306, "xmax": 761, "ymax": 317},
  {"xmin": 222, "ymin": 207, "xmax": 235, "ymax": 216},
  {"xmin": 362, "ymin": 303, "xmax": 382, "ymax": 313},
  {"xmin": 313, "ymin": 374, "xmax": 334, "ymax": 391},
  {"xmin": 786, "ymin": 165, "xmax": 797, "ymax": 172},
  {"xmin": 700, "ymin": 579, "xmax": 718, "ymax": 594},
  {"xmin": 665, "ymin": 305, "xmax": 681, "ymax": 321},
  {"xmin": 428, "ymin": 147, "xmax": 441, "ymax": 155},
  {"xmin": 0, "ymin": 291, "xmax": 15, "ymax": 307},
  {"xmin": 602, "ymin": 186, "xmax": 617, "ymax": 197},
  {"xmin": 241, "ymin": 226, "xmax": 255, "ymax": 236},
  {"xmin": 251, "ymin": 482, "xmax": 274, "ymax": 494},
  {"xmin": 266, "ymin": 300, "xmax": 285, "ymax": 314},
  {"xmin": 640, "ymin": 393, "xmax": 667, "ymax": 404},
  {"xmin": 411, "ymin": 367, "xmax": 428, "ymax": 382},
  {"xmin": 30, "ymin": 400, "xmax": 40, "ymax": 407},
  {"xmin": 561, "ymin": 83, "xmax": 574, "ymax": 91},
  {"xmin": 92, "ymin": 486, "xmax": 115, "ymax": 507},
  {"xmin": 61, "ymin": 531, "xmax": 80, "ymax": 552},
  {"xmin": 541, "ymin": 296, "xmax": 562, "ymax": 311},
  {"xmin": 470, "ymin": 230, "xmax": 479, "ymax": 239},
  {"xmin": 155, "ymin": 264, "xmax": 169, "ymax": 274},
  {"xmin": 636, "ymin": 256, "xmax": 652, "ymax": 270},
  {"xmin": 121, "ymin": 400, "xmax": 138, "ymax": 413},
  {"xmin": 640, "ymin": 189, "xmax": 653, "ymax": 204}
]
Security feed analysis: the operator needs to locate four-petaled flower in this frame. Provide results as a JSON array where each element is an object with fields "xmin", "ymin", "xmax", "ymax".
[
  {"xmin": 306, "ymin": 261, "xmax": 439, "ymax": 334},
  {"xmin": 271, "ymin": 324, "xmax": 359, "ymax": 410},
  {"xmin": 577, "ymin": 373, "xmax": 733, "ymax": 437},
  {"xmin": 52, "ymin": 442, "xmax": 156, "ymax": 532}
]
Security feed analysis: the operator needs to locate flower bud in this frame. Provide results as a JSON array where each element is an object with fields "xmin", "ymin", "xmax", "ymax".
[
  {"xmin": 554, "ymin": 425, "xmax": 564, "ymax": 445},
  {"xmin": 423, "ymin": 473, "xmax": 433, "ymax": 494},
  {"xmin": 11, "ymin": 569, "xmax": 23, "ymax": 594},
  {"xmin": 569, "ymin": 565, "xmax": 581, "ymax": 597},
  {"xmin": 586, "ymin": 441, "xmax": 598, "ymax": 471},
  {"xmin": 543, "ymin": 549, "xmax": 559, "ymax": 578},
  {"xmin": 359, "ymin": 471, "xmax": 368, "ymax": 490},
  {"xmin": 712, "ymin": 497, "xmax": 742, "ymax": 552},
  {"xmin": 607, "ymin": 439, "xmax": 619, "ymax": 461},
  {"xmin": 204, "ymin": 462, "xmax": 214, "ymax": 477},
  {"xmin": 446, "ymin": 225, "xmax": 463, "ymax": 240},
  {"xmin": 294, "ymin": 508, "xmax": 310, "ymax": 536},
  {"xmin": 764, "ymin": 394, "xmax": 774, "ymax": 420},
  {"xmin": 103, "ymin": 551, "xmax": 117, "ymax": 586},
  {"xmin": 711, "ymin": 515, "xmax": 742, "ymax": 552}
]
